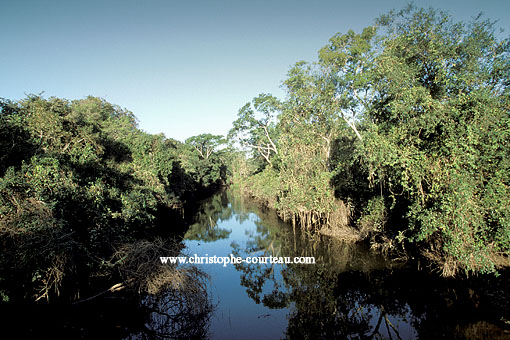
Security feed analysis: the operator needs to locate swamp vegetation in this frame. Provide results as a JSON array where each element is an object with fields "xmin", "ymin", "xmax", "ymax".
[
  {"xmin": 228, "ymin": 5, "xmax": 510, "ymax": 276},
  {"xmin": 0, "ymin": 3, "xmax": 509, "ymax": 339},
  {"xmin": 0, "ymin": 95, "xmax": 230, "ymax": 303}
]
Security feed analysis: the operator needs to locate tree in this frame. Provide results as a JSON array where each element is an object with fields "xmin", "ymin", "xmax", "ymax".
[
  {"xmin": 281, "ymin": 61, "xmax": 342, "ymax": 163},
  {"xmin": 228, "ymin": 94, "xmax": 280, "ymax": 167},
  {"xmin": 356, "ymin": 5, "xmax": 510, "ymax": 274},
  {"xmin": 232, "ymin": 4, "xmax": 510, "ymax": 276},
  {"xmin": 0, "ymin": 95, "xmax": 229, "ymax": 302},
  {"xmin": 185, "ymin": 133, "xmax": 225, "ymax": 160},
  {"xmin": 318, "ymin": 26, "xmax": 379, "ymax": 141}
]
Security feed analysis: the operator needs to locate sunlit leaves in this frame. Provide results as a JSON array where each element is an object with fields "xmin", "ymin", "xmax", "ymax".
[{"xmin": 234, "ymin": 5, "xmax": 510, "ymax": 276}]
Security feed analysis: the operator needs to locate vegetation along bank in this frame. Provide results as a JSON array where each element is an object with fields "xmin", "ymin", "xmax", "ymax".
[{"xmin": 228, "ymin": 5, "xmax": 510, "ymax": 277}]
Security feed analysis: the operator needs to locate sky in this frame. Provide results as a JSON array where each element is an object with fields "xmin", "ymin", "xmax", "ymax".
[{"xmin": 1, "ymin": 0, "xmax": 509, "ymax": 142}]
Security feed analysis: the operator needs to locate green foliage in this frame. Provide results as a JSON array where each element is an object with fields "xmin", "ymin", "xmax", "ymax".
[
  {"xmin": 244, "ymin": 168, "xmax": 282, "ymax": 208},
  {"xmin": 0, "ymin": 95, "xmax": 227, "ymax": 301},
  {"xmin": 177, "ymin": 133, "xmax": 229, "ymax": 195},
  {"xmin": 236, "ymin": 60, "xmax": 348, "ymax": 230},
  {"xmin": 185, "ymin": 133, "xmax": 225, "ymax": 160},
  {"xmin": 0, "ymin": 99, "xmax": 37, "ymax": 175},
  {"xmin": 228, "ymin": 94, "xmax": 280, "ymax": 168},
  {"xmin": 357, "ymin": 196, "xmax": 387, "ymax": 235},
  {"xmin": 233, "ymin": 5, "xmax": 510, "ymax": 276},
  {"xmin": 357, "ymin": 5, "xmax": 510, "ymax": 275}
]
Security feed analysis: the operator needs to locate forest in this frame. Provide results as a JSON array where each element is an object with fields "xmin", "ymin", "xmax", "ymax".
[
  {"xmin": 0, "ymin": 95, "xmax": 230, "ymax": 302},
  {"xmin": 228, "ymin": 5, "xmax": 510, "ymax": 277},
  {"xmin": 0, "ymin": 4, "xmax": 509, "ymax": 309}
]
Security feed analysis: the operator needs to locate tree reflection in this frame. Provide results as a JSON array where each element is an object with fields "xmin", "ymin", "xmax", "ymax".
[
  {"xmin": 111, "ymin": 238, "xmax": 215, "ymax": 340},
  {"xmin": 230, "ymin": 192, "xmax": 510, "ymax": 340},
  {"xmin": 126, "ymin": 269, "xmax": 213, "ymax": 340},
  {"xmin": 184, "ymin": 191, "xmax": 233, "ymax": 242},
  {"xmin": 1, "ymin": 251, "xmax": 214, "ymax": 340},
  {"xmin": 282, "ymin": 267, "xmax": 417, "ymax": 339}
]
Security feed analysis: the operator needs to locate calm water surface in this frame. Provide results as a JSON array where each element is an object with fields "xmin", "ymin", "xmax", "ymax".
[
  {"xmin": 3, "ymin": 189, "xmax": 509, "ymax": 339},
  {"xmin": 178, "ymin": 190, "xmax": 510, "ymax": 339}
]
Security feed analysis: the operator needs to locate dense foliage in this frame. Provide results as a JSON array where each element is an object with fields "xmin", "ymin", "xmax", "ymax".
[
  {"xmin": 0, "ymin": 95, "xmax": 227, "ymax": 302},
  {"xmin": 229, "ymin": 5, "xmax": 510, "ymax": 276}
]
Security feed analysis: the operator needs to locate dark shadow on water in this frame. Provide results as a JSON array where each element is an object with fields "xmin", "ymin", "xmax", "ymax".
[
  {"xmin": 227, "ymin": 191, "xmax": 510, "ymax": 340},
  {"xmin": 0, "ymin": 277, "xmax": 214, "ymax": 340},
  {"xmin": 2, "ymin": 189, "xmax": 509, "ymax": 339},
  {"xmin": 184, "ymin": 191, "xmax": 233, "ymax": 243}
]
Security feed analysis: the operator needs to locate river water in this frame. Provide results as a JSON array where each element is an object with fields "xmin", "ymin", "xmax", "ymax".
[
  {"xmin": 177, "ymin": 189, "xmax": 510, "ymax": 339},
  {"xmin": 3, "ymin": 189, "xmax": 509, "ymax": 339}
]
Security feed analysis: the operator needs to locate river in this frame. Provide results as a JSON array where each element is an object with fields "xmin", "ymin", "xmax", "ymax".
[
  {"xmin": 175, "ymin": 189, "xmax": 510, "ymax": 339},
  {"xmin": 3, "ymin": 189, "xmax": 509, "ymax": 339}
]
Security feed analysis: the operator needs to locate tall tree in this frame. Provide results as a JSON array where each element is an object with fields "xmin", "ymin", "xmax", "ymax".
[
  {"xmin": 228, "ymin": 94, "xmax": 280, "ymax": 167},
  {"xmin": 357, "ymin": 5, "xmax": 510, "ymax": 274},
  {"xmin": 185, "ymin": 133, "xmax": 225, "ymax": 160},
  {"xmin": 318, "ymin": 26, "xmax": 379, "ymax": 141}
]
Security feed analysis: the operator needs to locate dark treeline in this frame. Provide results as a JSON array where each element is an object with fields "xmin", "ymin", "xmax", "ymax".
[
  {"xmin": 0, "ymin": 95, "xmax": 230, "ymax": 303},
  {"xmin": 228, "ymin": 5, "xmax": 510, "ymax": 276},
  {"xmin": 227, "ymin": 192, "xmax": 510, "ymax": 340},
  {"xmin": 1, "ymin": 4, "xmax": 509, "ymax": 309}
]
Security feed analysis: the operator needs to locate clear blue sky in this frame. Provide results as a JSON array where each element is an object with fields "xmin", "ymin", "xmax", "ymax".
[{"xmin": 1, "ymin": 0, "xmax": 509, "ymax": 141}]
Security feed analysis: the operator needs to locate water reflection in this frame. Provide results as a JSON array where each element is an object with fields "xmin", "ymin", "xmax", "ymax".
[
  {"xmin": 10, "ymin": 189, "xmax": 504, "ymax": 339},
  {"xmin": 184, "ymin": 193, "xmax": 233, "ymax": 242},
  {"xmin": 1, "ymin": 261, "xmax": 214, "ymax": 340},
  {"xmin": 126, "ymin": 272, "xmax": 213, "ymax": 340},
  {"xmin": 4, "ymin": 190, "xmax": 508, "ymax": 339},
  {"xmin": 209, "ymin": 190, "xmax": 510, "ymax": 340}
]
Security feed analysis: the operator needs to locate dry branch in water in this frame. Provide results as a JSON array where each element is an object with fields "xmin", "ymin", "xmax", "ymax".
[
  {"xmin": 112, "ymin": 238, "xmax": 209, "ymax": 295},
  {"xmin": 111, "ymin": 238, "xmax": 214, "ymax": 339}
]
